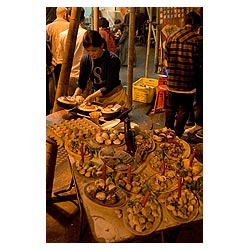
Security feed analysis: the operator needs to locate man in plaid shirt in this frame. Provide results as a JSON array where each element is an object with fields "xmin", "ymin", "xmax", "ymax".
[{"xmin": 164, "ymin": 11, "xmax": 203, "ymax": 137}]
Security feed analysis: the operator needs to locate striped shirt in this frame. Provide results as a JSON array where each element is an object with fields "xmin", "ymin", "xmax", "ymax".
[{"xmin": 165, "ymin": 25, "xmax": 203, "ymax": 93}]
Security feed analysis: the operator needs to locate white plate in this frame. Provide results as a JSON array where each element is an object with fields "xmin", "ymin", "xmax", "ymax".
[{"xmin": 100, "ymin": 119, "xmax": 121, "ymax": 130}]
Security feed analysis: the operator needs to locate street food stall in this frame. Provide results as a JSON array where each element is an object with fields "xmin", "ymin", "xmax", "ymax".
[{"xmin": 46, "ymin": 6, "xmax": 203, "ymax": 243}]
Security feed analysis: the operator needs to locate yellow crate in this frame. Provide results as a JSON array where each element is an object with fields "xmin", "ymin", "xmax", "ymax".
[{"xmin": 132, "ymin": 78, "xmax": 158, "ymax": 103}]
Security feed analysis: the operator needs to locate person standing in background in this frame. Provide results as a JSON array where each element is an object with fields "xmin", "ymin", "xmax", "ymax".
[
  {"xmin": 46, "ymin": 7, "xmax": 69, "ymax": 87},
  {"xmin": 164, "ymin": 11, "xmax": 202, "ymax": 137},
  {"xmin": 57, "ymin": 8, "xmax": 88, "ymax": 96},
  {"xmin": 99, "ymin": 17, "xmax": 118, "ymax": 55},
  {"xmin": 46, "ymin": 7, "xmax": 57, "ymax": 25}
]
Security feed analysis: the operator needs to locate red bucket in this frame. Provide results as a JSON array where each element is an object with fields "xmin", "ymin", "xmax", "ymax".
[{"xmin": 158, "ymin": 74, "xmax": 167, "ymax": 85}]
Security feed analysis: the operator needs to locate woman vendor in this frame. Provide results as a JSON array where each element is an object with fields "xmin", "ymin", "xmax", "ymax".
[{"xmin": 72, "ymin": 30, "xmax": 130, "ymax": 109}]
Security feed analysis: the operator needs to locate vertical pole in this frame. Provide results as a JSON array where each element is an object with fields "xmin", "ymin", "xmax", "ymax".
[
  {"xmin": 52, "ymin": 7, "xmax": 81, "ymax": 112},
  {"xmin": 145, "ymin": 7, "xmax": 152, "ymax": 78},
  {"xmin": 154, "ymin": 7, "xmax": 160, "ymax": 73},
  {"xmin": 127, "ymin": 7, "xmax": 136, "ymax": 107},
  {"xmin": 93, "ymin": 7, "xmax": 99, "ymax": 31}
]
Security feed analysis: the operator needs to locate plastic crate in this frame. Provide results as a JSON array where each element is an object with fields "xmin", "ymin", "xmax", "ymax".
[{"xmin": 132, "ymin": 78, "xmax": 158, "ymax": 103}]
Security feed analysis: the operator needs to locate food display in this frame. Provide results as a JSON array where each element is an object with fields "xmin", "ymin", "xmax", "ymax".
[
  {"xmin": 73, "ymin": 158, "xmax": 113, "ymax": 179},
  {"xmin": 146, "ymin": 172, "xmax": 178, "ymax": 194},
  {"xmin": 123, "ymin": 193, "xmax": 162, "ymax": 235},
  {"xmin": 134, "ymin": 131, "xmax": 155, "ymax": 164},
  {"xmin": 114, "ymin": 171, "xmax": 147, "ymax": 194},
  {"xmin": 47, "ymin": 117, "xmax": 99, "ymax": 147},
  {"xmin": 57, "ymin": 96, "xmax": 77, "ymax": 109},
  {"xmin": 47, "ymin": 109, "xmax": 203, "ymax": 238},
  {"xmin": 145, "ymin": 149, "xmax": 179, "ymax": 173},
  {"xmin": 84, "ymin": 177, "xmax": 127, "ymax": 207},
  {"xmin": 101, "ymin": 104, "xmax": 122, "ymax": 120},
  {"xmin": 99, "ymin": 147, "xmax": 137, "ymax": 171},
  {"xmin": 159, "ymin": 138, "xmax": 191, "ymax": 161},
  {"xmin": 177, "ymin": 158, "xmax": 203, "ymax": 202},
  {"xmin": 65, "ymin": 140, "xmax": 98, "ymax": 159},
  {"xmin": 94, "ymin": 128, "xmax": 125, "ymax": 146},
  {"xmin": 165, "ymin": 189, "xmax": 199, "ymax": 223},
  {"xmin": 152, "ymin": 127, "xmax": 176, "ymax": 143},
  {"xmin": 78, "ymin": 103, "xmax": 98, "ymax": 112}
]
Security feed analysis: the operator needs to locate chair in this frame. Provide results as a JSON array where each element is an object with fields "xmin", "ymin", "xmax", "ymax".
[{"xmin": 153, "ymin": 75, "xmax": 168, "ymax": 113}]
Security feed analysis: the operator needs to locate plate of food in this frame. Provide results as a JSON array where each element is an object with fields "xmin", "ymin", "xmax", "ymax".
[
  {"xmin": 134, "ymin": 132, "xmax": 156, "ymax": 164},
  {"xmin": 157, "ymin": 138, "xmax": 191, "ymax": 162},
  {"xmin": 99, "ymin": 147, "xmax": 137, "ymax": 171},
  {"xmin": 114, "ymin": 171, "xmax": 147, "ymax": 195},
  {"xmin": 100, "ymin": 119, "xmax": 121, "ymax": 130},
  {"xmin": 78, "ymin": 103, "xmax": 98, "ymax": 112},
  {"xmin": 57, "ymin": 96, "xmax": 77, "ymax": 109},
  {"xmin": 101, "ymin": 104, "xmax": 122, "ymax": 120},
  {"xmin": 84, "ymin": 177, "xmax": 127, "ymax": 207},
  {"xmin": 146, "ymin": 171, "xmax": 178, "ymax": 194},
  {"xmin": 73, "ymin": 158, "xmax": 113, "ymax": 180},
  {"xmin": 123, "ymin": 193, "xmax": 162, "ymax": 235},
  {"xmin": 165, "ymin": 189, "xmax": 199, "ymax": 223},
  {"xmin": 94, "ymin": 129, "xmax": 125, "ymax": 147},
  {"xmin": 64, "ymin": 139, "xmax": 98, "ymax": 159},
  {"xmin": 152, "ymin": 127, "xmax": 176, "ymax": 143}
]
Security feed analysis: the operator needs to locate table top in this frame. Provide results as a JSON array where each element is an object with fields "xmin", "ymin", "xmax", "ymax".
[
  {"xmin": 68, "ymin": 153, "xmax": 203, "ymax": 243},
  {"xmin": 46, "ymin": 109, "xmax": 203, "ymax": 243}
]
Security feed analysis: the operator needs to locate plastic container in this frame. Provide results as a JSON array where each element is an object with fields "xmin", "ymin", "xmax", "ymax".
[{"xmin": 132, "ymin": 78, "xmax": 158, "ymax": 103}]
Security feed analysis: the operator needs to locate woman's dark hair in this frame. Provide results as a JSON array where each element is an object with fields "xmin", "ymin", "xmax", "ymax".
[
  {"xmin": 99, "ymin": 17, "xmax": 109, "ymax": 28},
  {"xmin": 185, "ymin": 11, "xmax": 201, "ymax": 29},
  {"xmin": 82, "ymin": 30, "xmax": 107, "ymax": 50}
]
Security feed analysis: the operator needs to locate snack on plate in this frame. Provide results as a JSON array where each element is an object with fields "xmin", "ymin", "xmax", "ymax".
[
  {"xmin": 78, "ymin": 103, "xmax": 98, "ymax": 112},
  {"xmin": 134, "ymin": 131, "xmax": 155, "ymax": 164},
  {"xmin": 114, "ymin": 172, "xmax": 147, "ymax": 194},
  {"xmin": 95, "ymin": 128, "xmax": 125, "ymax": 146},
  {"xmin": 74, "ymin": 159, "xmax": 112, "ymax": 179},
  {"xmin": 152, "ymin": 127, "xmax": 176, "ymax": 143},
  {"xmin": 146, "ymin": 171, "xmax": 178, "ymax": 194},
  {"xmin": 123, "ymin": 193, "xmax": 162, "ymax": 235},
  {"xmin": 84, "ymin": 177, "xmax": 127, "ymax": 207},
  {"xmin": 165, "ymin": 189, "xmax": 199, "ymax": 222},
  {"xmin": 57, "ymin": 96, "xmax": 77, "ymax": 105},
  {"xmin": 158, "ymin": 138, "xmax": 191, "ymax": 161}
]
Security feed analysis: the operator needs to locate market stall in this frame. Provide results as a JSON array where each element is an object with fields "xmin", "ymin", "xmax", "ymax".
[{"xmin": 46, "ymin": 104, "xmax": 203, "ymax": 242}]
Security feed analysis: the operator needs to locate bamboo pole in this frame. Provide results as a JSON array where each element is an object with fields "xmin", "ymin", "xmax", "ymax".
[
  {"xmin": 145, "ymin": 7, "xmax": 153, "ymax": 78},
  {"xmin": 154, "ymin": 7, "xmax": 160, "ymax": 73},
  {"xmin": 93, "ymin": 7, "xmax": 99, "ymax": 31},
  {"xmin": 52, "ymin": 7, "xmax": 81, "ymax": 113},
  {"xmin": 127, "ymin": 7, "xmax": 136, "ymax": 107}
]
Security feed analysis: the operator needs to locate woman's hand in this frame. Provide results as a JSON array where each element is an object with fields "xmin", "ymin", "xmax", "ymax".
[{"xmin": 82, "ymin": 95, "xmax": 91, "ymax": 106}]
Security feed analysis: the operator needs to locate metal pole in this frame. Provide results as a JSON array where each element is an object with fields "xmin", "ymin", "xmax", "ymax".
[
  {"xmin": 93, "ymin": 7, "xmax": 99, "ymax": 31},
  {"xmin": 145, "ymin": 7, "xmax": 152, "ymax": 78},
  {"xmin": 127, "ymin": 7, "xmax": 136, "ymax": 107},
  {"xmin": 154, "ymin": 7, "xmax": 160, "ymax": 73},
  {"xmin": 52, "ymin": 7, "xmax": 81, "ymax": 113}
]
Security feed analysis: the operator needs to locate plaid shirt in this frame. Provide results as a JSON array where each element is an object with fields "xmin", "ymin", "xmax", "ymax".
[{"xmin": 165, "ymin": 25, "xmax": 203, "ymax": 92}]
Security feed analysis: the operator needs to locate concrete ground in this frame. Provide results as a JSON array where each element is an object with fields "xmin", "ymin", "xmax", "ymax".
[{"xmin": 46, "ymin": 44, "xmax": 203, "ymax": 243}]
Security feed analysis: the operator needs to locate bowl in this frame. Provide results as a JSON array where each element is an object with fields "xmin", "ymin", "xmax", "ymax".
[{"xmin": 57, "ymin": 96, "xmax": 77, "ymax": 109}]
